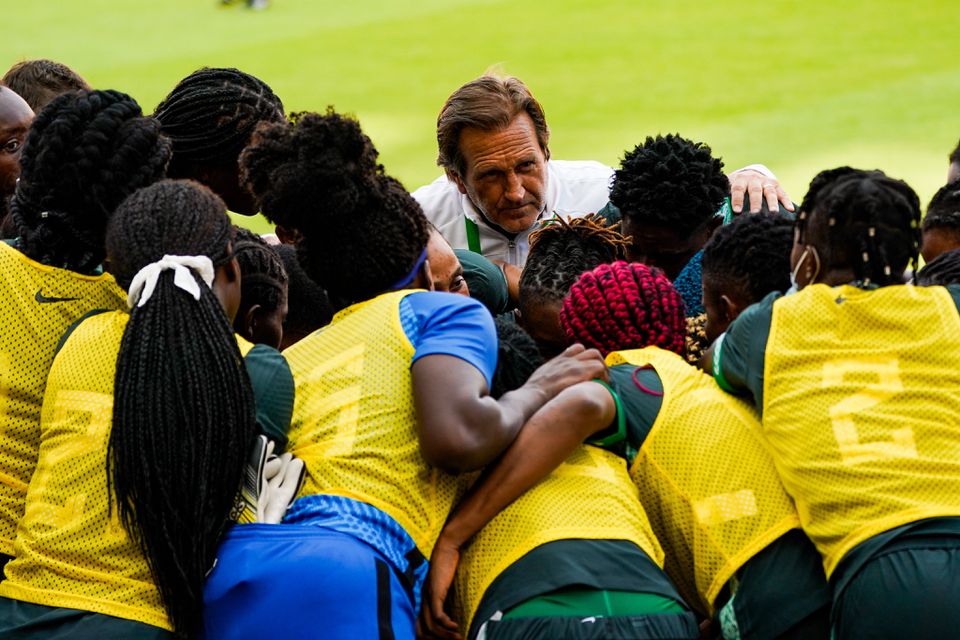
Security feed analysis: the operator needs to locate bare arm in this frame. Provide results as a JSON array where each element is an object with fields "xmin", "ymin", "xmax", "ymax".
[
  {"xmin": 419, "ymin": 381, "xmax": 615, "ymax": 638},
  {"xmin": 412, "ymin": 345, "xmax": 608, "ymax": 474}
]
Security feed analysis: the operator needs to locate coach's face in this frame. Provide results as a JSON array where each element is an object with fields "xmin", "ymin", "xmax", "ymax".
[{"xmin": 448, "ymin": 113, "xmax": 547, "ymax": 234}]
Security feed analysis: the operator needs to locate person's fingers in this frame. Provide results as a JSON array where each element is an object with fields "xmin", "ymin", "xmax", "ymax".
[
  {"xmin": 764, "ymin": 182, "xmax": 780, "ymax": 213},
  {"xmin": 559, "ymin": 343, "xmax": 586, "ymax": 356},
  {"xmin": 730, "ymin": 180, "xmax": 746, "ymax": 213},
  {"xmin": 776, "ymin": 185, "xmax": 795, "ymax": 211},
  {"xmin": 748, "ymin": 177, "xmax": 764, "ymax": 214}
]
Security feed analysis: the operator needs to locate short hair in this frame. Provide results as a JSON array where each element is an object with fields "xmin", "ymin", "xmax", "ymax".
[
  {"xmin": 917, "ymin": 249, "xmax": 960, "ymax": 286},
  {"xmin": 241, "ymin": 110, "xmax": 429, "ymax": 308},
  {"xmin": 560, "ymin": 261, "xmax": 686, "ymax": 357},
  {"xmin": 610, "ymin": 134, "xmax": 729, "ymax": 236},
  {"xmin": 11, "ymin": 90, "xmax": 171, "ymax": 273},
  {"xmin": 154, "ymin": 67, "xmax": 284, "ymax": 175},
  {"xmin": 921, "ymin": 180, "xmax": 960, "ymax": 235},
  {"xmin": 701, "ymin": 213, "xmax": 794, "ymax": 304},
  {"xmin": 949, "ymin": 139, "xmax": 960, "ymax": 166},
  {"xmin": 491, "ymin": 317, "xmax": 544, "ymax": 398},
  {"xmin": 436, "ymin": 75, "xmax": 550, "ymax": 176},
  {"xmin": 797, "ymin": 167, "xmax": 921, "ymax": 286},
  {"xmin": 1, "ymin": 59, "xmax": 91, "ymax": 112},
  {"xmin": 519, "ymin": 214, "xmax": 630, "ymax": 310},
  {"xmin": 233, "ymin": 226, "xmax": 288, "ymax": 318}
]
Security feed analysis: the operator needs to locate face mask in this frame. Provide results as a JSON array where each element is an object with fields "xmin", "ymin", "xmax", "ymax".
[{"xmin": 787, "ymin": 247, "xmax": 810, "ymax": 295}]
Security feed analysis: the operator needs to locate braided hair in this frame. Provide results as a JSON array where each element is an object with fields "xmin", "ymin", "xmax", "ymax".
[
  {"xmin": 921, "ymin": 180, "xmax": 960, "ymax": 236},
  {"xmin": 560, "ymin": 261, "xmax": 686, "ymax": 357},
  {"xmin": 491, "ymin": 317, "xmax": 545, "ymax": 398},
  {"xmin": 240, "ymin": 109, "xmax": 429, "ymax": 308},
  {"xmin": 154, "ymin": 68, "xmax": 284, "ymax": 213},
  {"xmin": 275, "ymin": 243, "xmax": 333, "ymax": 349},
  {"xmin": 797, "ymin": 168, "xmax": 921, "ymax": 286},
  {"xmin": 519, "ymin": 213, "xmax": 630, "ymax": 309},
  {"xmin": 609, "ymin": 134, "xmax": 729, "ymax": 236},
  {"xmin": 701, "ymin": 213, "xmax": 794, "ymax": 304},
  {"xmin": 232, "ymin": 226, "xmax": 288, "ymax": 344},
  {"xmin": 11, "ymin": 89, "xmax": 171, "ymax": 273},
  {"xmin": 917, "ymin": 249, "xmax": 960, "ymax": 287},
  {"xmin": 106, "ymin": 179, "xmax": 257, "ymax": 638}
]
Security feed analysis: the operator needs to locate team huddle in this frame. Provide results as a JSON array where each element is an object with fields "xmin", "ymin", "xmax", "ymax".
[{"xmin": 0, "ymin": 58, "xmax": 959, "ymax": 640}]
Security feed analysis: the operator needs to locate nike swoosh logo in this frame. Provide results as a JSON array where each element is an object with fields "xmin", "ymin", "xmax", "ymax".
[{"xmin": 36, "ymin": 291, "xmax": 81, "ymax": 303}]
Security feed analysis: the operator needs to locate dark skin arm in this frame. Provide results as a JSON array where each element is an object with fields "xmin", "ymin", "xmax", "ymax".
[
  {"xmin": 412, "ymin": 344, "xmax": 608, "ymax": 475},
  {"xmin": 418, "ymin": 381, "xmax": 616, "ymax": 639}
]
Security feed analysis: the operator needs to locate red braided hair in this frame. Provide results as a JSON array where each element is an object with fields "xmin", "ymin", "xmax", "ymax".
[{"xmin": 559, "ymin": 261, "xmax": 686, "ymax": 356}]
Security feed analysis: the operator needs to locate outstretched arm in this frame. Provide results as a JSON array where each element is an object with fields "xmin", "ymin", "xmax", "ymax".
[{"xmin": 418, "ymin": 381, "xmax": 615, "ymax": 639}]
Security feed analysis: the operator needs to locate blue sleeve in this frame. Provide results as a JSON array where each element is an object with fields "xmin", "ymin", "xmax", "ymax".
[{"xmin": 401, "ymin": 292, "xmax": 498, "ymax": 389}]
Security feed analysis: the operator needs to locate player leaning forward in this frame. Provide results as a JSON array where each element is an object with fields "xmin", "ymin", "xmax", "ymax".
[{"xmin": 706, "ymin": 167, "xmax": 960, "ymax": 639}]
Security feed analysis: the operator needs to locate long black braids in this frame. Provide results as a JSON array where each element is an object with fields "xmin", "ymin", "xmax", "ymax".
[
  {"xmin": 106, "ymin": 179, "xmax": 257, "ymax": 638},
  {"xmin": 240, "ymin": 109, "xmax": 429, "ymax": 308},
  {"xmin": 519, "ymin": 213, "xmax": 630, "ymax": 308},
  {"xmin": 799, "ymin": 168, "xmax": 921, "ymax": 286},
  {"xmin": 11, "ymin": 90, "xmax": 171, "ymax": 273},
  {"xmin": 154, "ymin": 67, "xmax": 283, "ymax": 173}
]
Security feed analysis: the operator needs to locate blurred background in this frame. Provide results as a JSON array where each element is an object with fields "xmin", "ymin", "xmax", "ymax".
[{"xmin": 4, "ymin": 0, "xmax": 956, "ymax": 232}]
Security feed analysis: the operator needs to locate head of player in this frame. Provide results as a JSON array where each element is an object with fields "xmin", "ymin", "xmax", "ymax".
[
  {"xmin": 436, "ymin": 75, "xmax": 551, "ymax": 234},
  {"xmin": 790, "ymin": 167, "xmax": 920, "ymax": 290},
  {"xmin": 106, "ymin": 179, "xmax": 255, "ymax": 638},
  {"xmin": 273, "ymin": 243, "xmax": 333, "ymax": 350},
  {"xmin": 559, "ymin": 260, "xmax": 686, "ymax": 356},
  {"xmin": 10, "ymin": 89, "xmax": 171, "ymax": 272},
  {"xmin": 427, "ymin": 225, "xmax": 469, "ymax": 295},
  {"xmin": 154, "ymin": 67, "xmax": 284, "ymax": 216},
  {"xmin": 232, "ymin": 226, "xmax": 288, "ymax": 349},
  {"xmin": 920, "ymin": 180, "xmax": 960, "ymax": 263},
  {"xmin": 700, "ymin": 213, "xmax": 794, "ymax": 342},
  {"xmin": 609, "ymin": 134, "xmax": 729, "ymax": 280},
  {"xmin": 518, "ymin": 214, "xmax": 629, "ymax": 357},
  {"xmin": 0, "ymin": 86, "xmax": 33, "ymax": 236},
  {"xmin": 1, "ymin": 58, "xmax": 91, "ymax": 112}
]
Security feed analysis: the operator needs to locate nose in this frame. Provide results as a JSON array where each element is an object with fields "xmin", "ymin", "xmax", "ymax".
[{"xmin": 503, "ymin": 171, "xmax": 525, "ymax": 203}]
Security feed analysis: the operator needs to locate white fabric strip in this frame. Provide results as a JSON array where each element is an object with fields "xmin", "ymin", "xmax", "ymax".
[{"xmin": 127, "ymin": 254, "xmax": 216, "ymax": 309}]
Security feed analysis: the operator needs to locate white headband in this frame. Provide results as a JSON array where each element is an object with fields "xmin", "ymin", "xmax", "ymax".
[{"xmin": 127, "ymin": 254, "xmax": 216, "ymax": 309}]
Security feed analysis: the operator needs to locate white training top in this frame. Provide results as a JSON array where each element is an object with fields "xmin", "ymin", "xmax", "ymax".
[{"xmin": 412, "ymin": 159, "xmax": 614, "ymax": 267}]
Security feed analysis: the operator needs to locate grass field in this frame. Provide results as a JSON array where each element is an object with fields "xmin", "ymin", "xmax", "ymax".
[{"xmin": 5, "ymin": 0, "xmax": 958, "ymax": 233}]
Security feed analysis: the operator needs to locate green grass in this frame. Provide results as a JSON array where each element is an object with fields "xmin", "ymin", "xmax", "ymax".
[{"xmin": 7, "ymin": 0, "xmax": 958, "ymax": 233}]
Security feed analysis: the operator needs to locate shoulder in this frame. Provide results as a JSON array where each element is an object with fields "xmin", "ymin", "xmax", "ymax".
[
  {"xmin": 548, "ymin": 160, "xmax": 615, "ymax": 215},
  {"xmin": 412, "ymin": 174, "xmax": 463, "ymax": 224},
  {"xmin": 403, "ymin": 291, "xmax": 494, "ymax": 337},
  {"xmin": 548, "ymin": 159, "xmax": 614, "ymax": 182},
  {"xmin": 243, "ymin": 344, "xmax": 295, "ymax": 450}
]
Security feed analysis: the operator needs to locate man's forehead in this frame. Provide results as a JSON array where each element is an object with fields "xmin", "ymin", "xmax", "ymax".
[{"xmin": 460, "ymin": 114, "xmax": 540, "ymax": 169}]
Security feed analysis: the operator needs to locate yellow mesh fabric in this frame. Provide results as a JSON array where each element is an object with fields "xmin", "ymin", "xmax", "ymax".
[
  {"xmin": 0, "ymin": 242, "xmax": 124, "ymax": 557},
  {"xmin": 0, "ymin": 311, "xmax": 171, "ymax": 630},
  {"xmin": 764, "ymin": 284, "xmax": 960, "ymax": 577},
  {"xmin": 235, "ymin": 334, "xmax": 255, "ymax": 357},
  {"xmin": 609, "ymin": 347, "xmax": 799, "ymax": 616},
  {"xmin": 453, "ymin": 445, "xmax": 664, "ymax": 632},
  {"xmin": 284, "ymin": 290, "xmax": 468, "ymax": 556}
]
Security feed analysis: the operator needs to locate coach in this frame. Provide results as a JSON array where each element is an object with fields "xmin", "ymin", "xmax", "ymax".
[{"xmin": 414, "ymin": 75, "xmax": 790, "ymax": 266}]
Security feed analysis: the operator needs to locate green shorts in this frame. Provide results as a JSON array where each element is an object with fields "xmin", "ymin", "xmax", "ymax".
[{"xmin": 0, "ymin": 598, "xmax": 171, "ymax": 639}]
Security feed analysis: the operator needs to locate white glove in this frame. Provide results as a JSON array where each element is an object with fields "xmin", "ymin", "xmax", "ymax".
[{"xmin": 235, "ymin": 435, "xmax": 306, "ymax": 524}]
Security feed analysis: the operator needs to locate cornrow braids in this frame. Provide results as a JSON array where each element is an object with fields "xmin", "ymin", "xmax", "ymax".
[
  {"xmin": 609, "ymin": 134, "xmax": 729, "ymax": 236},
  {"xmin": 491, "ymin": 316, "xmax": 545, "ymax": 398},
  {"xmin": 106, "ymin": 180, "xmax": 257, "ymax": 638},
  {"xmin": 559, "ymin": 261, "xmax": 686, "ymax": 357},
  {"xmin": 240, "ymin": 109, "xmax": 429, "ymax": 308},
  {"xmin": 233, "ymin": 226, "xmax": 288, "ymax": 320},
  {"xmin": 701, "ymin": 213, "xmax": 794, "ymax": 304},
  {"xmin": 921, "ymin": 180, "xmax": 960, "ymax": 234},
  {"xmin": 917, "ymin": 249, "xmax": 960, "ymax": 287},
  {"xmin": 154, "ymin": 67, "xmax": 283, "ymax": 171},
  {"xmin": 520, "ymin": 213, "xmax": 630, "ymax": 308},
  {"xmin": 799, "ymin": 168, "xmax": 921, "ymax": 287},
  {"xmin": 11, "ymin": 89, "xmax": 171, "ymax": 273}
]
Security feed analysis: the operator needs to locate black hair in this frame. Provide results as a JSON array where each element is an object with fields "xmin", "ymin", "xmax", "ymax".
[
  {"xmin": 921, "ymin": 180, "xmax": 960, "ymax": 235},
  {"xmin": 154, "ymin": 67, "xmax": 284, "ymax": 176},
  {"xmin": 701, "ymin": 213, "xmax": 794, "ymax": 303},
  {"xmin": 241, "ymin": 109, "xmax": 429, "ymax": 308},
  {"xmin": 917, "ymin": 249, "xmax": 960, "ymax": 287},
  {"xmin": 797, "ymin": 167, "xmax": 921, "ymax": 286},
  {"xmin": 491, "ymin": 316, "xmax": 545, "ymax": 398},
  {"xmin": 233, "ymin": 226, "xmax": 288, "ymax": 322},
  {"xmin": 106, "ymin": 179, "xmax": 257, "ymax": 638},
  {"xmin": 275, "ymin": 243, "xmax": 333, "ymax": 347},
  {"xmin": 519, "ymin": 214, "xmax": 629, "ymax": 308},
  {"xmin": 11, "ymin": 89, "xmax": 171, "ymax": 273},
  {"xmin": 950, "ymin": 139, "xmax": 960, "ymax": 167},
  {"xmin": 609, "ymin": 134, "xmax": 729, "ymax": 236}
]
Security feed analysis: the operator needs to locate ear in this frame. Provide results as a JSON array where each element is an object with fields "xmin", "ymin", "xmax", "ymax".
[
  {"xmin": 719, "ymin": 294, "xmax": 742, "ymax": 324},
  {"xmin": 446, "ymin": 169, "xmax": 468, "ymax": 196},
  {"xmin": 223, "ymin": 255, "xmax": 241, "ymax": 284},
  {"xmin": 275, "ymin": 225, "xmax": 299, "ymax": 245},
  {"xmin": 241, "ymin": 303, "xmax": 261, "ymax": 342}
]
